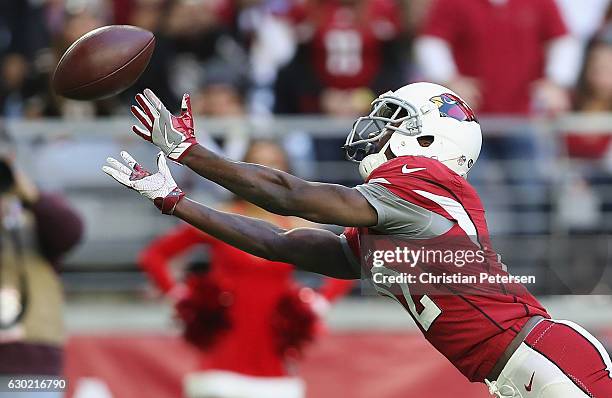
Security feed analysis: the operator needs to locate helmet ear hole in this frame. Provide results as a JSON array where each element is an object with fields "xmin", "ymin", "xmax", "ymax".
[{"xmin": 417, "ymin": 135, "xmax": 434, "ymax": 147}]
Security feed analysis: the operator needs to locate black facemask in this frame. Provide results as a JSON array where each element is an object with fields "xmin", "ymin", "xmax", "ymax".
[{"xmin": 0, "ymin": 159, "xmax": 15, "ymax": 194}]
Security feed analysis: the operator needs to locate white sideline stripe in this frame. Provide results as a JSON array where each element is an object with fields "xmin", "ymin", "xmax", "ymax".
[
  {"xmin": 551, "ymin": 319, "xmax": 612, "ymax": 378},
  {"xmin": 413, "ymin": 189, "xmax": 478, "ymax": 239}
]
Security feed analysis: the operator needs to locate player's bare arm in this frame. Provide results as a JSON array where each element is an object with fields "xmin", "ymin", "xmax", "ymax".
[
  {"xmin": 182, "ymin": 144, "xmax": 376, "ymax": 226},
  {"xmin": 128, "ymin": 89, "xmax": 377, "ymax": 227},
  {"xmin": 102, "ymin": 151, "xmax": 358, "ymax": 280},
  {"xmin": 174, "ymin": 198, "xmax": 356, "ymax": 279}
]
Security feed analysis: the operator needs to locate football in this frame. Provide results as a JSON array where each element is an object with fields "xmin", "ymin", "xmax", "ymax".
[{"xmin": 52, "ymin": 25, "xmax": 155, "ymax": 101}]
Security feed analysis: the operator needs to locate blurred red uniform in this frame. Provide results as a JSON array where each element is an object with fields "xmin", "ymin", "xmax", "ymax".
[
  {"xmin": 421, "ymin": 0, "xmax": 567, "ymax": 114},
  {"xmin": 289, "ymin": 0, "xmax": 402, "ymax": 89},
  {"xmin": 139, "ymin": 212, "xmax": 353, "ymax": 397}
]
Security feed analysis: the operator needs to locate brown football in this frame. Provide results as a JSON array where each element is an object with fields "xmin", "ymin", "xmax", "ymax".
[{"xmin": 53, "ymin": 25, "xmax": 155, "ymax": 100}]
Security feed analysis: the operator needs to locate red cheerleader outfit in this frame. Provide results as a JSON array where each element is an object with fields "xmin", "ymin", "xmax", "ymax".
[{"xmin": 139, "ymin": 217, "xmax": 353, "ymax": 397}]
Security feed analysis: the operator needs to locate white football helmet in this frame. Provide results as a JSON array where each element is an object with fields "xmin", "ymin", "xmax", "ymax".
[{"xmin": 344, "ymin": 82, "xmax": 482, "ymax": 180}]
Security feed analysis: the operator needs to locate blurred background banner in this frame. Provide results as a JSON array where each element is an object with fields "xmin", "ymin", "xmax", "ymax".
[
  {"xmin": 64, "ymin": 332, "xmax": 493, "ymax": 398},
  {"xmin": 61, "ymin": 297, "xmax": 612, "ymax": 398}
]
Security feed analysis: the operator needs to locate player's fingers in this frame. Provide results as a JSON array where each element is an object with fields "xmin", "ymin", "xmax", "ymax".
[
  {"xmin": 102, "ymin": 166, "xmax": 132, "ymax": 188},
  {"xmin": 181, "ymin": 93, "xmax": 192, "ymax": 116},
  {"xmin": 143, "ymin": 88, "xmax": 163, "ymax": 111},
  {"xmin": 106, "ymin": 157, "xmax": 132, "ymax": 175},
  {"xmin": 131, "ymin": 105, "xmax": 153, "ymax": 131},
  {"xmin": 120, "ymin": 151, "xmax": 140, "ymax": 171},
  {"xmin": 156, "ymin": 152, "xmax": 171, "ymax": 178},
  {"xmin": 132, "ymin": 125, "xmax": 151, "ymax": 141},
  {"xmin": 136, "ymin": 93, "xmax": 158, "ymax": 120}
]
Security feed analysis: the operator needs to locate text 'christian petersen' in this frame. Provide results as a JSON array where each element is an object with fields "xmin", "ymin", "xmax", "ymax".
[{"xmin": 372, "ymin": 272, "xmax": 537, "ymax": 285}]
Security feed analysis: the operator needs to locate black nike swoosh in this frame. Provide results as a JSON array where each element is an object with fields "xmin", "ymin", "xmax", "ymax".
[{"xmin": 524, "ymin": 371, "xmax": 535, "ymax": 392}]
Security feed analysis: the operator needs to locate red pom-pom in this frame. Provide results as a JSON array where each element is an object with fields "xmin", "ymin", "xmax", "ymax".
[
  {"xmin": 271, "ymin": 287, "xmax": 319, "ymax": 359},
  {"xmin": 175, "ymin": 275, "xmax": 233, "ymax": 350}
]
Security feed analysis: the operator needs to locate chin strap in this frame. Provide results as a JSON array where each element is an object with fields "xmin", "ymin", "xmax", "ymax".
[
  {"xmin": 359, "ymin": 140, "xmax": 391, "ymax": 180},
  {"xmin": 439, "ymin": 156, "xmax": 471, "ymax": 179},
  {"xmin": 358, "ymin": 139, "xmax": 472, "ymax": 180}
]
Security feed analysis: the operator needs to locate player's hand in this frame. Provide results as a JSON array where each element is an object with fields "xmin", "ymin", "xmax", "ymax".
[
  {"xmin": 131, "ymin": 89, "xmax": 198, "ymax": 162},
  {"xmin": 102, "ymin": 151, "xmax": 185, "ymax": 215}
]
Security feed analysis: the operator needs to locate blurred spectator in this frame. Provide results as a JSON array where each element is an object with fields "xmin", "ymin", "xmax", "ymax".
[
  {"xmin": 139, "ymin": 139, "xmax": 353, "ymax": 398},
  {"xmin": 574, "ymin": 24, "xmax": 612, "ymax": 113},
  {"xmin": 159, "ymin": 0, "xmax": 250, "ymax": 99},
  {"xmin": 555, "ymin": 0, "xmax": 610, "ymax": 43},
  {"xmin": 559, "ymin": 24, "xmax": 612, "ymax": 233},
  {"xmin": 415, "ymin": 0, "xmax": 579, "ymax": 115},
  {"xmin": 50, "ymin": 7, "xmax": 118, "ymax": 118},
  {"xmin": 242, "ymin": 1, "xmax": 298, "ymax": 114},
  {"xmin": 121, "ymin": 0, "xmax": 178, "ymax": 108},
  {"xmin": 273, "ymin": 0, "xmax": 404, "ymax": 183},
  {"xmin": 404, "ymin": 0, "xmax": 435, "ymax": 34},
  {"xmin": 415, "ymin": 0, "xmax": 581, "ymax": 234},
  {"xmin": 0, "ymin": 0, "xmax": 52, "ymax": 119},
  {"xmin": 0, "ymin": 0, "xmax": 252, "ymax": 118},
  {"xmin": 0, "ymin": 0, "xmax": 50, "ymax": 59},
  {"xmin": 567, "ymin": 22, "xmax": 612, "ymax": 166},
  {"xmin": 0, "ymin": 128, "xmax": 83, "ymax": 396},
  {"xmin": 274, "ymin": 0, "xmax": 405, "ymax": 115},
  {"xmin": 191, "ymin": 60, "xmax": 248, "ymax": 117},
  {"xmin": 0, "ymin": 0, "xmax": 124, "ymax": 119},
  {"xmin": 190, "ymin": 59, "xmax": 250, "ymax": 171},
  {"xmin": 0, "ymin": 53, "xmax": 37, "ymax": 118}
]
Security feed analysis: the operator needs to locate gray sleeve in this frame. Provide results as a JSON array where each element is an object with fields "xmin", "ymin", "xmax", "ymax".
[{"xmin": 355, "ymin": 183, "xmax": 453, "ymax": 237}]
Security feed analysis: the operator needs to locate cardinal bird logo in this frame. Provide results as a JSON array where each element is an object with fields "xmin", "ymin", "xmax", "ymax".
[{"xmin": 430, "ymin": 93, "xmax": 478, "ymax": 122}]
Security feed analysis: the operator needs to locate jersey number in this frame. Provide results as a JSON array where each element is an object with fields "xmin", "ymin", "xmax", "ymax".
[
  {"xmin": 324, "ymin": 30, "xmax": 362, "ymax": 76},
  {"xmin": 372, "ymin": 265, "xmax": 442, "ymax": 331}
]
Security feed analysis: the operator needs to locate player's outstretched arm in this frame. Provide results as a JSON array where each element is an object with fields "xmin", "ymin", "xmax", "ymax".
[
  {"xmin": 181, "ymin": 145, "xmax": 377, "ymax": 226},
  {"xmin": 102, "ymin": 152, "xmax": 359, "ymax": 279},
  {"xmin": 173, "ymin": 199, "xmax": 358, "ymax": 279},
  {"xmin": 130, "ymin": 89, "xmax": 377, "ymax": 227}
]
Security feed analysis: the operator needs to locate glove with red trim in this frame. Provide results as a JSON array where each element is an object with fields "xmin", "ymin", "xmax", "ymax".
[
  {"xmin": 102, "ymin": 151, "xmax": 185, "ymax": 215},
  {"xmin": 131, "ymin": 89, "xmax": 198, "ymax": 162}
]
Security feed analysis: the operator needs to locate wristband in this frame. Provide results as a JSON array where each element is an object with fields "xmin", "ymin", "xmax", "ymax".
[{"xmin": 154, "ymin": 188, "xmax": 185, "ymax": 215}]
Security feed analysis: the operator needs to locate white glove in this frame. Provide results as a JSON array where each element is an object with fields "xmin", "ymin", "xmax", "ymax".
[
  {"xmin": 131, "ymin": 89, "xmax": 198, "ymax": 162},
  {"xmin": 102, "ymin": 151, "xmax": 185, "ymax": 215}
]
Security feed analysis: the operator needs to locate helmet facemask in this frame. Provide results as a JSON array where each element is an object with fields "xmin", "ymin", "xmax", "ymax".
[{"xmin": 344, "ymin": 95, "xmax": 422, "ymax": 163}]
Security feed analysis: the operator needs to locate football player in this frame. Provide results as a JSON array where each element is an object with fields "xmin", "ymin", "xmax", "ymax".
[{"xmin": 103, "ymin": 83, "xmax": 612, "ymax": 397}]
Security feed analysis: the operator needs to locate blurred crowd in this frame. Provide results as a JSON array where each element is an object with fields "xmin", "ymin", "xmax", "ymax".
[
  {"xmin": 4, "ymin": 0, "xmax": 612, "ymax": 236},
  {"xmin": 1, "ymin": 0, "xmax": 611, "ymax": 120}
]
